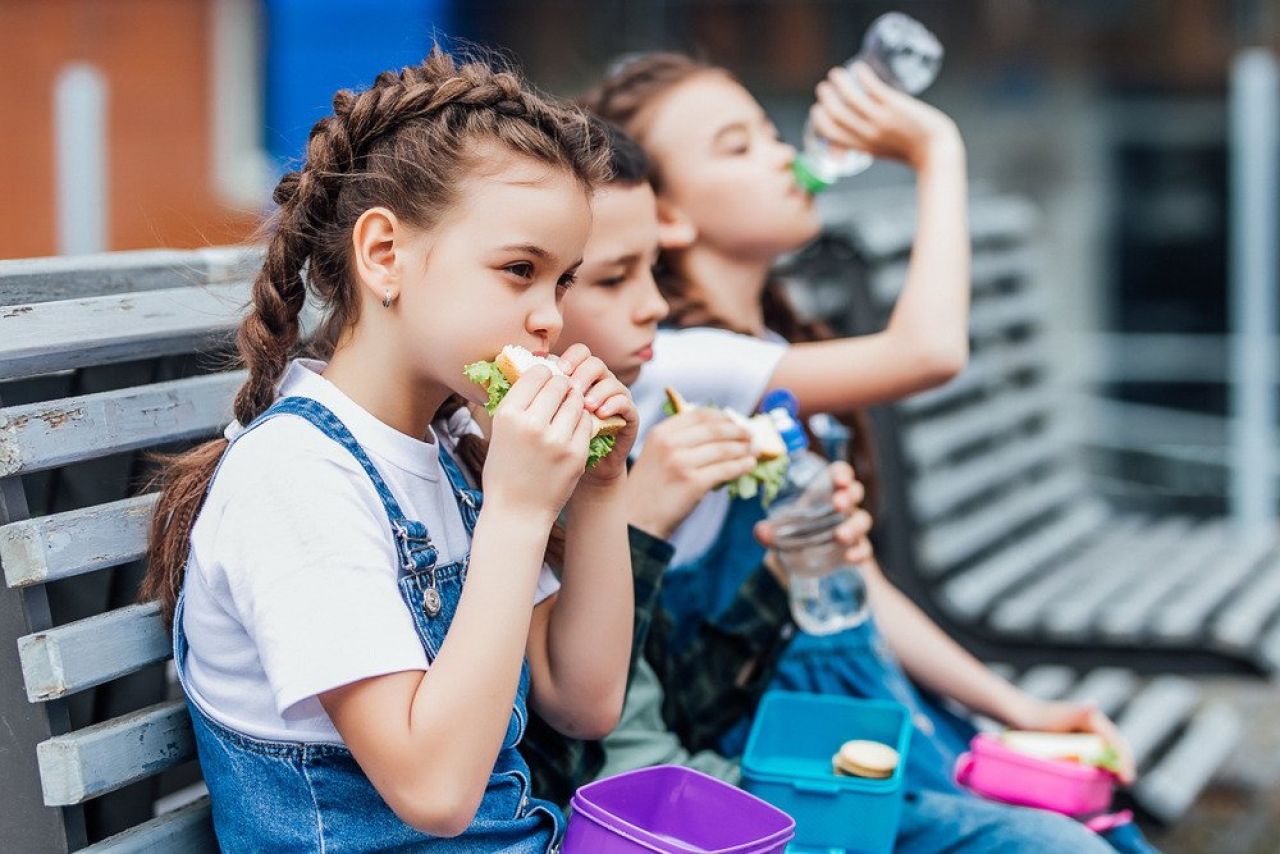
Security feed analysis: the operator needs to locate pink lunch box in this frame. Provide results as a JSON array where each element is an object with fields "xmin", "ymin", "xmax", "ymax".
[{"xmin": 954, "ymin": 733, "xmax": 1115, "ymax": 817}]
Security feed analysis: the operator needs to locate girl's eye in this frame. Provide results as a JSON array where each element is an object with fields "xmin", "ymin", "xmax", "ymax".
[
  {"xmin": 595, "ymin": 276, "xmax": 625, "ymax": 289},
  {"xmin": 557, "ymin": 273, "xmax": 578, "ymax": 291},
  {"xmin": 505, "ymin": 262, "xmax": 535, "ymax": 280}
]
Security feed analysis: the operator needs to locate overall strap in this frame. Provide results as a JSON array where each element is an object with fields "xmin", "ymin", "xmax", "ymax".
[{"xmin": 438, "ymin": 446, "xmax": 483, "ymax": 533}]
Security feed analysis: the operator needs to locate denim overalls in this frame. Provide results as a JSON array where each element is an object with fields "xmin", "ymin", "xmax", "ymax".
[
  {"xmin": 663, "ymin": 495, "xmax": 1156, "ymax": 854},
  {"xmin": 174, "ymin": 396, "xmax": 562, "ymax": 852}
]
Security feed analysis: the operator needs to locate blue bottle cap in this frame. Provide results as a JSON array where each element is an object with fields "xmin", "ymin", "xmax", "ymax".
[{"xmin": 760, "ymin": 388, "xmax": 800, "ymax": 418}]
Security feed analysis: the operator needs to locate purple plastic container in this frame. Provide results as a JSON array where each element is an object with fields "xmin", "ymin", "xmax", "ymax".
[{"xmin": 562, "ymin": 765, "xmax": 795, "ymax": 853}]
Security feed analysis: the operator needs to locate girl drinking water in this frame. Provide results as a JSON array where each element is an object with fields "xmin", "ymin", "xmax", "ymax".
[
  {"xmin": 578, "ymin": 60, "xmax": 1154, "ymax": 852},
  {"xmin": 142, "ymin": 50, "xmax": 636, "ymax": 851}
]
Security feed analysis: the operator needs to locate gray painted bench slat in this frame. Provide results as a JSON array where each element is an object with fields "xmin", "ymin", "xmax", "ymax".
[
  {"xmin": 986, "ymin": 517, "xmax": 1163, "ymax": 634},
  {"xmin": 900, "ymin": 338, "xmax": 1048, "ymax": 416},
  {"xmin": 905, "ymin": 388, "xmax": 1053, "ymax": 470},
  {"xmin": 1062, "ymin": 668, "xmax": 1137, "ymax": 719},
  {"xmin": 920, "ymin": 469, "xmax": 1087, "ymax": 573},
  {"xmin": 1150, "ymin": 532, "xmax": 1278, "ymax": 642},
  {"xmin": 1212, "ymin": 559, "xmax": 1280, "ymax": 650},
  {"xmin": 940, "ymin": 501, "xmax": 1107, "ymax": 616},
  {"xmin": 0, "ymin": 247, "xmax": 260, "ymax": 304},
  {"xmin": 0, "ymin": 372, "xmax": 242, "ymax": 477},
  {"xmin": 1115, "ymin": 676, "xmax": 1199, "ymax": 767},
  {"xmin": 79, "ymin": 797, "xmax": 216, "ymax": 854},
  {"xmin": 19, "ymin": 602, "xmax": 168, "ymax": 702},
  {"xmin": 37, "ymin": 700, "xmax": 194, "ymax": 806},
  {"xmin": 0, "ymin": 283, "xmax": 249, "ymax": 381},
  {"xmin": 1134, "ymin": 702, "xmax": 1242, "ymax": 824},
  {"xmin": 1013, "ymin": 665, "xmax": 1075, "ymax": 700},
  {"xmin": 1, "ymin": 494, "xmax": 158, "ymax": 588}
]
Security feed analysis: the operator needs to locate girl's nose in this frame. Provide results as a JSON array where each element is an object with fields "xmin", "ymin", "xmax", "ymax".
[{"xmin": 527, "ymin": 297, "xmax": 563, "ymax": 348}]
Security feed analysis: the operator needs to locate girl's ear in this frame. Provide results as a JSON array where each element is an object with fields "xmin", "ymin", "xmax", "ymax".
[
  {"xmin": 655, "ymin": 197, "xmax": 697, "ymax": 249},
  {"xmin": 352, "ymin": 207, "xmax": 403, "ymax": 304}
]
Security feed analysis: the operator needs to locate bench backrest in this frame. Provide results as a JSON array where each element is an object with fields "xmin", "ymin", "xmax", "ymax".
[
  {"xmin": 794, "ymin": 191, "xmax": 1103, "ymax": 646},
  {"xmin": 0, "ymin": 248, "xmax": 262, "ymax": 851}
]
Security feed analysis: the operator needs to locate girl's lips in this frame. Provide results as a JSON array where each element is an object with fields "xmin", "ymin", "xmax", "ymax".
[{"xmin": 634, "ymin": 344, "xmax": 654, "ymax": 362}]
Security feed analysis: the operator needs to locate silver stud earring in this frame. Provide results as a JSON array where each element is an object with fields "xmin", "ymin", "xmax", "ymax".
[{"xmin": 382, "ymin": 289, "xmax": 393, "ymax": 308}]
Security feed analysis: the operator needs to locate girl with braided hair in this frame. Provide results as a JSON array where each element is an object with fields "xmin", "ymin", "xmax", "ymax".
[{"xmin": 142, "ymin": 49, "xmax": 636, "ymax": 850}]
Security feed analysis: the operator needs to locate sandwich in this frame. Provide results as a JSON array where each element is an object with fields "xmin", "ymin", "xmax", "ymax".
[
  {"xmin": 664, "ymin": 387, "xmax": 790, "ymax": 504},
  {"xmin": 463, "ymin": 345, "xmax": 626, "ymax": 469},
  {"xmin": 1000, "ymin": 731, "xmax": 1123, "ymax": 775}
]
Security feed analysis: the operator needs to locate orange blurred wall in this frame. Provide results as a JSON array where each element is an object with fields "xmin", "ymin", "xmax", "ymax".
[{"xmin": 0, "ymin": 0, "xmax": 260, "ymax": 260}]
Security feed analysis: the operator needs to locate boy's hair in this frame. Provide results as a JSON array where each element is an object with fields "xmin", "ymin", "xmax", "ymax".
[
  {"xmin": 584, "ymin": 52, "xmax": 881, "ymax": 511},
  {"xmin": 596, "ymin": 118, "xmax": 650, "ymax": 186},
  {"xmin": 143, "ymin": 49, "xmax": 610, "ymax": 624}
]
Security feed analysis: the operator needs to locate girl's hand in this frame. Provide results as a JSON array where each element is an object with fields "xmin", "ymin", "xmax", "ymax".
[
  {"xmin": 755, "ymin": 461, "xmax": 874, "ymax": 570},
  {"xmin": 627, "ymin": 408, "xmax": 756, "ymax": 539},
  {"xmin": 809, "ymin": 62, "xmax": 961, "ymax": 171},
  {"xmin": 484, "ymin": 364, "xmax": 592, "ymax": 523},
  {"xmin": 1005, "ymin": 696, "xmax": 1137, "ymax": 785},
  {"xmin": 557, "ymin": 343, "xmax": 639, "ymax": 486}
]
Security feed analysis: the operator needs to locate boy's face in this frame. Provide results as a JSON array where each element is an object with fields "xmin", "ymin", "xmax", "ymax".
[{"xmin": 558, "ymin": 182, "xmax": 669, "ymax": 386}]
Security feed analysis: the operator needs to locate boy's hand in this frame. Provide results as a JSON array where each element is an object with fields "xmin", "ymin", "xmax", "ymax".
[
  {"xmin": 809, "ymin": 62, "xmax": 961, "ymax": 171},
  {"xmin": 755, "ymin": 461, "xmax": 873, "ymax": 569},
  {"xmin": 627, "ymin": 409, "xmax": 756, "ymax": 539},
  {"xmin": 1005, "ymin": 696, "xmax": 1137, "ymax": 785},
  {"xmin": 557, "ymin": 343, "xmax": 638, "ymax": 487}
]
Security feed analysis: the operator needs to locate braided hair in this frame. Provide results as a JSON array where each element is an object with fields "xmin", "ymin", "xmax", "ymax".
[{"xmin": 143, "ymin": 49, "xmax": 610, "ymax": 624}]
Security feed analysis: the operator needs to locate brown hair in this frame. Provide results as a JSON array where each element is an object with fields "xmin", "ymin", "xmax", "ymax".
[
  {"xmin": 583, "ymin": 53, "xmax": 881, "ymax": 510},
  {"xmin": 143, "ymin": 49, "xmax": 609, "ymax": 624}
]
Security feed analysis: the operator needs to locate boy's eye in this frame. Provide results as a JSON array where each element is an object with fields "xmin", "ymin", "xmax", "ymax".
[
  {"xmin": 595, "ymin": 276, "xmax": 625, "ymax": 288},
  {"xmin": 505, "ymin": 262, "xmax": 535, "ymax": 280},
  {"xmin": 557, "ymin": 272, "xmax": 578, "ymax": 291}
]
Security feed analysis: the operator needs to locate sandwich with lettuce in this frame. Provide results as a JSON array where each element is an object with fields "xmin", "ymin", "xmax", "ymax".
[
  {"xmin": 1000, "ymin": 731, "xmax": 1124, "ymax": 775},
  {"xmin": 663, "ymin": 387, "xmax": 790, "ymax": 505},
  {"xmin": 464, "ymin": 345, "xmax": 626, "ymax": 469}
]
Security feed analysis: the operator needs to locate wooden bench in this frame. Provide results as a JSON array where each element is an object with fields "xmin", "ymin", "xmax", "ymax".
[
  {"xmin": 0, "ymin": 248, "xmax": 260, "ymax": 851},
  {"xmin": 790, "ymin": 189, "xmax": 1251, "ymax": 821}
]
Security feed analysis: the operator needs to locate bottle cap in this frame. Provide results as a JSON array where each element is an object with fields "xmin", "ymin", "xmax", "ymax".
[
  {"xmin": 762, "ymin": 388, "xmax": 807, "ymax": 452},
  {"xmin": 792, "ymin": 157, "xmax": 833, "ymax": 194}
]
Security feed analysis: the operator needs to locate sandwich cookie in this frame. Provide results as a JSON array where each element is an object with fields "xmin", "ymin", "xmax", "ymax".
[{"xmin": 832, "ymin": 739, "xmax": 900, "ymax": 780}]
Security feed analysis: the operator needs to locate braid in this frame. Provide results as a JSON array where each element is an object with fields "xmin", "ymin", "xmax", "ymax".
[{"xmin": 144, "ymin": 46, "xmax": 609, "ymax": 626}]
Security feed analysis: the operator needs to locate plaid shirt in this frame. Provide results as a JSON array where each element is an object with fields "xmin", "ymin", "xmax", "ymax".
[{"xmin": 520, "ymin": 526, "xmax": 793, "ymax": 806}]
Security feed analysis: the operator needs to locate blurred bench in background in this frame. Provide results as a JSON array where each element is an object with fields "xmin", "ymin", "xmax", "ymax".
[{"xmin": 792, "ymin": 189, "xmax": 1263, "ymax": 822}]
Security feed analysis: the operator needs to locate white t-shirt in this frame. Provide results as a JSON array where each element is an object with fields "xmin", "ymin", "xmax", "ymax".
[
  {"xmin": 181, "ymin": 360, "xmax": 560, "ymax": 743},
  {"xmin": 630, "ymin": 328, "xmax": 788, "ymax": 566}
]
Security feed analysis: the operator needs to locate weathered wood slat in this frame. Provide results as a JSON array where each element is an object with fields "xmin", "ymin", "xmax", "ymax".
[
  {"xmin": 1133, "ymin": 703, "xmax": 1241, "ymax": 823},
  {"xmin": 1094, "ymin": 521, "xmax": 1231, "ymax": 641},
  {"xmin": 1062, "ymin": 668, "xmax": 1137, "ymax": 719},
  {"xmin": 0, "ymin": 283, "xmax": 248, "ymax": 381},
  {"xmin": 905, "ymin": 388, "xmax": 1053, "ymax": 470},
  {"xmin": 1115, "ymin": 676, "xmax": 1199, "ymax": 767},
  {"xmin": 919, "ymin": 469, "xmax": 1086, "ymax": 573},
  {"xmin": 19, "ymin": 602, "xmax": 168, "ymax": 701},
  {"xmin": 1212, "ymin": 556, "xmax": 1280, "ymax": 650},
  {"xmin": 987, "ymin": 517, "xmax": 1160, "ymax": 633},
  {"xmin": 0, "ymin": 247, "xmax": 260, "ymax": 304},
  {"xmin": 1151, "ymin": 532, "xmax": 1277, "ymax": 642},
  {"xmin": 1, "ymin": 494, "xmax": 157, "ymax": 588},
  {"xmin": 1042, "ymin": 518, "xmax": 1197, "ymax": 640},
  {"xmin": 80, "ymin": 797, "xmax": 215, "ymax": 854},
  {"xmin": 0, "ymin": 372, "xmax": 242, "ymax": 477},
  {"xmin": 911, "ymin": 427, "xmax": 1068, "ymax": 523},
  {"xmin": 941, "ymin": 501, "xmax": 1106, "ymax": 616},
  {"xmin": 1014, "ymin": 665, "xmax": 1075, "ymax": 701},
  {"xmin": 37, "ymin": 700, "xmax": 194, "ymax": 806}
]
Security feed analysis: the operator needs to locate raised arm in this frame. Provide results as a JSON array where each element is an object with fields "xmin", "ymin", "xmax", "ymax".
[{"xmin": 769, "ymin": 63, "xmax": 970, "ymax": 415}]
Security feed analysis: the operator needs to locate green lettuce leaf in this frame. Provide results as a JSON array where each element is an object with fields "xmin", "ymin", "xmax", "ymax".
[
  {"xmin": 463, "ymin": 360, "xmax": 511, "ymax": 414},
  {"xmin": 727, "ymin": 455, "xmax": 790, "ymax": 506},
  {"xmin": 1094, "ymin": 743, "xmax": 1123, "ymax": 775},
  {"xmin": 586, "ymin": 433, "xmax": 617, "ymax": 470}
]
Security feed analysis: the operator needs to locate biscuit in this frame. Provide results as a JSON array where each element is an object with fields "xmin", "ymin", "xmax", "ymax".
[{"xmin": 832, "ymin": 739, "xmax": 899, "ymax": 779}]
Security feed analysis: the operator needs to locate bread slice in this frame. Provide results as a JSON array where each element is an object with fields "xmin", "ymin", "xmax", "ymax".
[
  {"xmin": 665, "ymin": 385, "xmax": 784, "ymax": 460},
  {"xmin": 494, "ymin": 345, "xmax": 626, "ymax": 438},
  {"xmin": 1000, "ymin": 731, "xmax": 1109, "ymax": 764}
]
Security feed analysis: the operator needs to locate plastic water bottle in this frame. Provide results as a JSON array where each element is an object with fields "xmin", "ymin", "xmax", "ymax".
[
  {"xmin": 793, "ymin": 11, "xmax": 944, "ymax": 193},
  {"xmin": 761, "ymin": 391, "xmax": 869, "ymax": 635}
]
